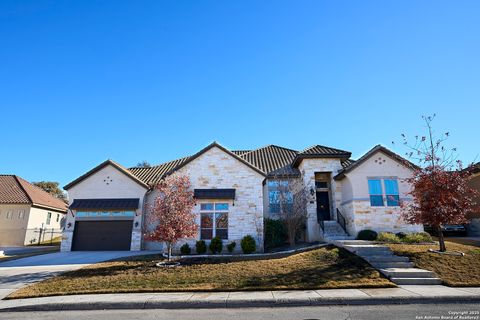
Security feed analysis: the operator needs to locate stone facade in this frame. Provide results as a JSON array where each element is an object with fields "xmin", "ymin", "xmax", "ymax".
[
  {"xmin": 339, "ymin": 150, "xmax": 423, "ymax": 237},
  {"xmin": 298, "ymin": 158, "xmax": 345, "ymax": 242},
  {"xmin": 144, "ymin": 146, "xmax": 265, "ymax": 253}
]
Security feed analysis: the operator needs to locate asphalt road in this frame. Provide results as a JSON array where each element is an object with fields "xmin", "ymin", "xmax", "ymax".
[{"xmin": 0, "ymin": 303, "xmax": 479, "ymax": 320}]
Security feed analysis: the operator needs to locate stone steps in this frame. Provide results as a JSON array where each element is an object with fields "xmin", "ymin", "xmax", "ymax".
[
  {"xmin": 335, "ymin": 240, "xmax": 442, "ymax": 286},
  {"xmin": 322, "ymin": 221, "xmax": 351, "ymax": 241},
  {"xmin": 389, "ymin": 277, "xmax": 443, "ymax": 285}
]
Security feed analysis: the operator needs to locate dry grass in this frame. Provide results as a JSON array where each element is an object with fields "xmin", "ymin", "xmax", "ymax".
[
  {"xmin": 388, "ymin": 241, "xmax": 480, "ymax": 287},
  {"xmin": 7, "ymin": 246, "xmax": 393, "ymax": 299}
]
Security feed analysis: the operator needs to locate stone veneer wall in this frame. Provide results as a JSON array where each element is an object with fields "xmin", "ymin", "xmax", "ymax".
[
  {"xmin": 298, "ymin": 158, "xmax": 345, "ymax": 242},
  {"xmin": 339, "ymin": 150, "xmax": 424, "ymax": 237},
  {"xmin": 144, "ymin": 146, "xmax": 265, "ymax": 253}
]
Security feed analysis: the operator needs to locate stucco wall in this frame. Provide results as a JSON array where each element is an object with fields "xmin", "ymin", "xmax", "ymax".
[
  {"xmin": 298, "ymin": 158, "xmax": 344, "ymax": 242},
  {"xmin": 61, "ymin": 164, "xmax": 147, "ymax": 252},
  {"xmin": 144, "ymin": 146, "xmax": 265, "ymax": 253},
  {"xmin": 340, "ymin": 150, "xmax": 423, "ymax": 236},
  {"xmin": 0, "ymin": 204, "xmax": 30, "ymax": 246}
]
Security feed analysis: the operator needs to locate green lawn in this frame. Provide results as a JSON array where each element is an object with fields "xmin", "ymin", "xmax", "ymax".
[
  {"xmin": 7, "ymin": 245, "xmax": 394, "ymax": 299},
  {"xmin": 388, "ymin": 240, "xmax": 480, "ymax": 287}
]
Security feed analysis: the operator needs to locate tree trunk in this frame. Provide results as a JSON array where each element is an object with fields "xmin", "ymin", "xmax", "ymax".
[
  {"xmin": 167, "ymin": 242, "xmax": 172, "ymax": 261},
  {"xmin": 287, "ymin": 224, "xmax": 296, "ymax": 247},
  {"xmin": 436, "ymin": 225, "xmax": 447, "ymax": 252}
]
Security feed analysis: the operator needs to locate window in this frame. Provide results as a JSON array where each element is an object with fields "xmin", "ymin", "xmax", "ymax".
[
  {"xmin": 368, "ymin": 178, "xmax": 400, "ymax": 207},
  {"xmin": 384, "ymin": 179, "xmax": 400, "ymax": 206},
  {"xmin": 268, "ymin": 180, "xmax": 293, "ymax": 214},
  {"xmin": 200, "ymin": 203, "xmax": 228, "ymax": 240},
  {"xmin": 6, "ymin": 210, "xmax": 13, "ymax": 219},
  {"xmin": 46, "ymin": 212, "xmax": 52, "ymax": 225},
  {"xmin": 368, "ymin": 179, "xmax": 384, "ymax": 206},
  {"xmin": 18, "ymin": 210, "xmax": 25, "ymax": 219},
  {"xmin": 56, "ymin": 214, "xmax": 60, "ymax": 222}
]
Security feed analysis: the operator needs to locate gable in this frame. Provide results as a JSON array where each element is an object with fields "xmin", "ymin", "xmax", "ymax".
[
  {"xmin": 176, "ymin": 146, "xmax": 266, "ymax": 181},
  {"xmin": 66, "ymin": 164, "xmax": 148, "ymax": 201}
]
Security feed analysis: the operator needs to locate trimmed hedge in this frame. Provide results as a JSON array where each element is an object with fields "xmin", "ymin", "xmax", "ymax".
[
  {"xmin": 376, "ymin": 232, "xmax": 401, "ymax": 243},
  {"xmin": 403, "ymin": 232, "xmax": 433, "ymax": 243},
  {"xmin": 196, "ymin": 240, "xmax": 207, "ymax": 254},
  {"xmin": 226, "ymin": 241, "xmax": 236, "ymax": 253},
  {"xmin": 209, "ymin": 237, "xmax": 223, "ymax": 254},
  {"xmin": 356, "ymin": 229, "xmax": 378, "ymax": 241},
  {"xmin": 180, "ymin": 243, "xmax": 191, "ymax": 255},
  {"xmin": 241, "ymin": 235, "xmax": 256, "ymax": 254},
  {"xmin": 264, "ymin": 218, "xmax": 287, "ymax": 249}
]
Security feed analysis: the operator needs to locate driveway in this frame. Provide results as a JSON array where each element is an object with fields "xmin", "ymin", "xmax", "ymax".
[{"xmin": 0, "ymin": 251, "xmax": 160, "ymax": 300}]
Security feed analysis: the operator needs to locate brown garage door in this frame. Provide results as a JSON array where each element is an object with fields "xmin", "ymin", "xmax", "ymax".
[{"xmin": 72, "ymin": 220, "xmax": 133, "ymax": 251}]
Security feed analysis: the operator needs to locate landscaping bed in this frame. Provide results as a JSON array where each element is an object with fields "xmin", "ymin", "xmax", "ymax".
[
  {"xmin": 7, "ymin": 245, "xmax": 394, "ymax": 299},
  {"xmin": 388, "ymin": 241, "xmax": 480, "ymax": 287}
]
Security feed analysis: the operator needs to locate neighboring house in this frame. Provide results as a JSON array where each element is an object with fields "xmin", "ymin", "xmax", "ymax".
[
  {"xmin": 0, "ymin": 175, "xmax": 68, "ymax": 246},
  {"xmin": 61, "ymin": 142, "xmax": 423, "ymax": 252},
  {"xmin": 466, "ymin": 163, "xmax": 480, "ymax": 236}
]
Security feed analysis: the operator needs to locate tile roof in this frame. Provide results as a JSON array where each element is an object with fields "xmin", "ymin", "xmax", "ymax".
[
  {"xmin": 240, "ymin": 145, "xmax": 300, "ymax": 177},
  {"xmin": 0, "ymin": 175, "xmax": 68, "ymax": 212},
  {"xmin": 127, "ymin": 144, "xmax": 354, "ymax": 183},
  {"xmin": 128, "ymin": 157, "xmax": 191, "ymax": 185},
  {"xmin": 299, "ymin": 145, "xmax": 352, "ymax": 156}
]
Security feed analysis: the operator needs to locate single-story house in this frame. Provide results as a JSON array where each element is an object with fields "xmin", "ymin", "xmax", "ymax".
[
  {"xmin": 0, "ymin": 175, "xmax": 68, "ymax": 246},
  {"xmin": 466, "ymin": 163, "xmax": 480, "ymax": 236},
  {"xmin": 61, "ymin": 142, "xmax": 422, "ymax": 252}
]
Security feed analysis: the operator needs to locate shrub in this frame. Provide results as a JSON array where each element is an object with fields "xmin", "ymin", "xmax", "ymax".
[
  {"xmin": 395, "ymin": 232, "xmax": 407, "ymax": 239},
  {"xmin": 180, "ymin": 243, "xmax": 191, "ymax": 255},
  {"xmin": 209, "ymin": 237, "xmax": 223, "ymax": 254},
  {"xmin": 402, "ymin": 232, "xmax": 433, "ymax": 243},
  {"xmin": 264, "ymin": 218, "xmax": 288, "ymax": 249},
  {"xmin": 241, "ymin": 235, "xmax": 256, "ymax": 254},
  {"xmin": 377, "ymin": 232, "xmax": 401, "ymax": 243},
  {"xmin": 356, "ymin": 229, "xmax": 378, "ymax": 241},
  {"xmin": 227, "ymin": 241, "xmax": 236, "ymax": 253},
  {"xmin": 196, "ymin": 240, "xmax": 207, "ymax": 254}
]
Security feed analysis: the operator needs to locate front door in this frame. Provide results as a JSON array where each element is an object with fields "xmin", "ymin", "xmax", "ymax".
[{"xmin": 316, "ymin": 191, "xmax": 330, "ymax": 221}]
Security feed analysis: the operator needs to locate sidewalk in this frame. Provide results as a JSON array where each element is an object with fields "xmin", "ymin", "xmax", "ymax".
[{"xmin": 1, "ymin": 285, "xmax": 479, "ymax": 311}]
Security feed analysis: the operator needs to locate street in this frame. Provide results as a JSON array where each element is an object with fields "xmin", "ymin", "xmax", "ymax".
[{"xmin": 0, "ymin": 303, "xmax": 479, "ymax": 320}]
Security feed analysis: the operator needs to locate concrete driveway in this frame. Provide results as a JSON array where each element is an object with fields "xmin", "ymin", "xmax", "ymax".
[{"xmin": 0, "ymin": 251, "xmax": 160, "ymax": 300}]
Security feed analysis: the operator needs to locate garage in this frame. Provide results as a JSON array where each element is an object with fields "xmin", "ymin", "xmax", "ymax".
[{"xmin": 72, "ymin": 220, "xmax": 133, "ymax": 251}]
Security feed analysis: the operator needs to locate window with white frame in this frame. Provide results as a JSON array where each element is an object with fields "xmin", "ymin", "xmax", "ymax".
[
  {"xmin": 200, "ymin": 203, "xmax": 228, "ymax": 240},
  {"xmin": 46, "ymin": 212, "xmax": 52, "ymax": 225},
  {"xmin": 6, "ymin": 210, "xmax": 13, "ymax": 219},
  {"xmin": 368, "ymin": 178, "xmax": 400, "ymax": 207},
  {"xmin": 18, "ymin": 210, "xmax": 25, "ymax": 219},
  {"xmin": 56, "ymin": 214, "xmax": 60, "ymax": 222}
]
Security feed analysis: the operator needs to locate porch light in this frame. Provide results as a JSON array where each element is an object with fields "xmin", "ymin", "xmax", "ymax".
[{"xmin": 310, "ymin": 188, "xmax": 315, "ymax": 196}]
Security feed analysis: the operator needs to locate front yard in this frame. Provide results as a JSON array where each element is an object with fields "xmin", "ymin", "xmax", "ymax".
[
  {"xmin": 7, "ymin": 245, "xmax": 393, "ymax": 299},
  {"xmin": 388, "ymin": 240, "xmax": 480, "ymax": 287}
]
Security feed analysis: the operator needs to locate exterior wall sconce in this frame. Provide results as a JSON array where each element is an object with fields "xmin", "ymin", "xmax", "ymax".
[
  {"xmin": 135, "ymin": 221, "xmax": 139, "ymax": 228},
  {"xmin": 310, "ymin": 188, "xmax": 315, "ymax": 196},
  {"xmin": 67, "ymin": 222, "xmax": 72, "ymax": 229}
]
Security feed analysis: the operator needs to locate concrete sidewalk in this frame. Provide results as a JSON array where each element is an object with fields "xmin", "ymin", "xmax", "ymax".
[{"xmin": 1, "ymin": 285, "xmax": 479, "ymax": 311}]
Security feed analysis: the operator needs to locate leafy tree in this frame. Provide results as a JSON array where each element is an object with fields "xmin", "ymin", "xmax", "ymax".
[
  {"xmin": 396, "ymin": 115, "xmax": 478, "ymax": 252},
  {"xmin": 136, "ymin": 160, "xmax": 151, "ymax": 168},
  {"xmin": 33, "ymin": 181, "xmax": 67, "ymax": 201},
  {"xmin": 144, "ymin": 174, "xmax": 197, "ymax": 260}
]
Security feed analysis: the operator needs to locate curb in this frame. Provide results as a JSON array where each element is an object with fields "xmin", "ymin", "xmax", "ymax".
[{"xmin": 2, "ymin": 295, "xmax": 480, "ymax": 312}]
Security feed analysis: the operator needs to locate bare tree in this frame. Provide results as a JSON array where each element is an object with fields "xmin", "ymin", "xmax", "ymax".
[{"xmin": 270, "ymin": 175, "xmax": 309, "ymax": 246}]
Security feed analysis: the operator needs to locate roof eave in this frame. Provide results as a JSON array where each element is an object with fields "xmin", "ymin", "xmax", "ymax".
[{"xmin": 292, "ymin": 153, "xmax": 352, "ymax": 167}]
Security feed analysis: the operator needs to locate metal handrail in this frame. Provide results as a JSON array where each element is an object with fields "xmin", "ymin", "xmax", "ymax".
[
  {"xmin": 318, "ymin": 216, "xmax": 325, "ymax": 232},
  {"xmin": 336, "ymin": 208, "xmax": 347, "ymax": 233}
]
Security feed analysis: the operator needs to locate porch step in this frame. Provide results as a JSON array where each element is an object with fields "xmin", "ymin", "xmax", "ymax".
[
  {"xmin": 380, "ymin": 268, "xmax": 437, "ymax": 279},
  {"xmin": 390, "ymin": 277, "xmax": 443, "ymax": 285},
  {"xmin": 335, "ymin": 241, "xmax": 443, "ymax": 286},
  {"xmin": 370, "ymin": 261, "xmax": 414, "ymax": 269},
  {"xmin": 364, "ymin": 255, "xmax": 410, "ymax": 263}
]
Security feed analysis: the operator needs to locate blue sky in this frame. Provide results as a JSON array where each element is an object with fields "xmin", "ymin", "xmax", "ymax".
[{"xmin": 1, "ymin": 1, "xmax": 479, "ymax": 187}]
